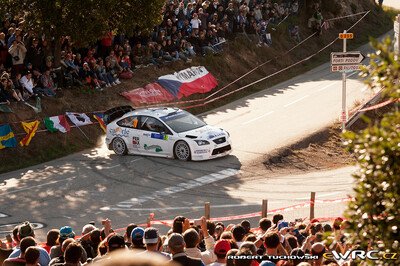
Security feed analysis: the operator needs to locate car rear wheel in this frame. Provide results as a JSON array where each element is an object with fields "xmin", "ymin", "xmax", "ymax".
[
  {"xmin": 174, "ymin": 141, "xmax": 191, "ymax": 161},
  {"xmin": 112, "ymin": 137, "xmax": 127, "ymax": 155}
]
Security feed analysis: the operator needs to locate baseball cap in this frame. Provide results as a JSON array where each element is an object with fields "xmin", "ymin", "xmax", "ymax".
[
  {"xmin": 59, "ymin": 226, "xmax": 75, "ymax": 239},
  {"xmin": 260, "ymin": 261, "xmax": 275, "ymax": 266},
  {"xmin": 214, "ymin": 239, "xmax": 231, "ymax": 256},
  {"xmin": 278, "ymin": 221, "xmax": 289, "ymax": 230},
  {"xmin": 131, "ymin": 227, "xmax": 144, "ymax": 241},
  {"xmin": 82, "ymin": 224, "xmax": 97, "ymax": 235},
  {"xmin": 107, "ymin": 234, "xmax": 125, "ymax": 249},
  {"xmin": 18, "ymin": 221, "xmax": 34, "ymax": 238},
  {"xmin": 143, "ymin": 227, "xmax": 159, "ymax": 244}
]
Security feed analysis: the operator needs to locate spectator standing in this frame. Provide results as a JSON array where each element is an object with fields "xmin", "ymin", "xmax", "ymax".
[
  {"xmin": 141, "ymin": 227, "xmax": 170, "ymax": 259},
  {"xmin": 100, "ymin": 31, "xmax": 114, "ymax": 58},
  {"xmin": 190, "ymin": 13, "xmax": 201, "ymax": 33},
  {"xmin": 0, "ymin": 33, "xmax": 8, "ymax": 68},
  {"xmin": 210, "ymin": 240, "xmax": 231, "ymax": 266},
  {"xmin": 168, "ymin": 233, "xmax": 204, "ymax": 266},
  {"xmin": 24, "ymin": 247, "xmax": 40, "ymax": 266},
  {"xmin": 25, "ymin": 37, "xmax": 44, "ymax": 71},
  {"xmin": 7, "ymin": 222, "xmax": 51, "ymax": 266},
  {"xmin": 130, "ymin": 227, "xmax": 146, "ymax": 250},
  {"xmin": 3, "ymin": 237, "xmax": 36, "ymax": 266},
  {"xmin": 184, "ymin": 217, "xmax": 217, "ymax": 265},
  {"xmin": 49, "ymin": 239, "xmax": 74, "ymax": 266},
  {"xmin": 8, "ymin": 36, "xmax": 26, "ymax": 74},
  {"xmin": 40, "ymin": 229, "xmax": 59, "ymax": 254}
]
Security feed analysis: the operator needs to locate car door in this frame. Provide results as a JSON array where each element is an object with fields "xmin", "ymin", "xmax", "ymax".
[
  {"xmin": 137, "ymin": 116, "xmax": 174, "ymax": 157},
  {"xmin": 116, "ymin": 115, "xmax": 140, "ymax": 153}
]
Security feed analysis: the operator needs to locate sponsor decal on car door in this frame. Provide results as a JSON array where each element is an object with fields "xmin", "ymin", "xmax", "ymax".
[{"xmin": 139, "ymin": 116, "xmax": 173, "ymax": 156}]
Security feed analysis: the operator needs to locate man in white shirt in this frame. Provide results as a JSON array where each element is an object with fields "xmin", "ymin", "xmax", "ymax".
[
  {"xmin": 184, "ymin": 217, "xmax": 217, "ymax": 265},
  {"xmin": 19, "ymin": 71, "xmax": 35, "ymax": 98}
]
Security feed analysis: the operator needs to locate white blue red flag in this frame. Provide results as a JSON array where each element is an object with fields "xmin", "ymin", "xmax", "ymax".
[{"xmin": 157, "ymin": 66, "xmax": 218, "ymax": 99}]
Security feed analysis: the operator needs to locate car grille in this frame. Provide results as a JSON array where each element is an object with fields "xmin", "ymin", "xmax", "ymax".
[
  {"xmin": 213, "ymin": 137, "xmax": 226, "ymax": 144},
  {"xmin": 212, "ymin": 145, "xmax": 231, "ymax": 155}
]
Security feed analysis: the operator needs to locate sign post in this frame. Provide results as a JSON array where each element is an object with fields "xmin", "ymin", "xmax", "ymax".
[
  {"xmin": 330, "ymin": 31, "xmax": 365, "ymax": 132},
  {"xmin": 394, "ymin": 15, "xmax": 400, "ymax": 58},
  {"xmin": 342, "ymin": 30, "xmax": 347, "ymax": 132}
]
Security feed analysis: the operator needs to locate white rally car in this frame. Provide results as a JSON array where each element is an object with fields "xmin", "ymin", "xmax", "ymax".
[{"xmin": 104, "ymin": 106, "xmax": 232, "ymax": 161}]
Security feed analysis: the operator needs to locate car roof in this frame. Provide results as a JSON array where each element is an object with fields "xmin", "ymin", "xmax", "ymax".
[{"xmin": 119, "ymin": 107, "xmax": 183, "ymax": 120}]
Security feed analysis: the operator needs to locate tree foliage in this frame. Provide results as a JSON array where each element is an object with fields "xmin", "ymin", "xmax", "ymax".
[
  {"xmin": 343, "ymin": 37, "xmax": 400, "ymax": 266},
  {"xmin": 0, "ymin": 0, "xmax": 165, "ymax": 46}
]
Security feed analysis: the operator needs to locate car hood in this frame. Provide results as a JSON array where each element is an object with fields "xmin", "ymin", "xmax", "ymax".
[{"xmin": 179, "ymin": 125, "xmax": 227, "ymax": 140}]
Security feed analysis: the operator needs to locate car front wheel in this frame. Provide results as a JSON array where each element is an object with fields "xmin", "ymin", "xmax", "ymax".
[
  {"xmin": 112, "ymin": 137, "xmax": 127, "ymax": 155},
  {"xmin": 174, "ymin": 141, "xmax": 191, "ymax": 161}
]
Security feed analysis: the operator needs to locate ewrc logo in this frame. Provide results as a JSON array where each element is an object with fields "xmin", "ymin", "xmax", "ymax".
[{"xmin": 323, "ymin": 250, "xmax": 399, "ymax": 260}]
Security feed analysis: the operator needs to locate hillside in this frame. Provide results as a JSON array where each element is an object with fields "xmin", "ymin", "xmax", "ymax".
[{"xmin": 0, "ymin": 1, "xmax": 395, "ymax": 173}]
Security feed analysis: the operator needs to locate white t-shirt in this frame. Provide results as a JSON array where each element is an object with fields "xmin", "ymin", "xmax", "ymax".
[
  {"xmin": 190, "ymin": 18, "xmax": 201, "ymax": 29},
  {"xmin": 20, "ymin": 75, "xmax": 34, "ymax": 93},
  {"xmin": 209, "ymin": 262, "xmax": 226, "ymax": 266}
]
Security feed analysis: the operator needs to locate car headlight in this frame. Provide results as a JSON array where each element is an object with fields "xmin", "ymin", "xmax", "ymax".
[{"xmin": 194, "ymin": 140, "xmax": 210, "ymax": 146}]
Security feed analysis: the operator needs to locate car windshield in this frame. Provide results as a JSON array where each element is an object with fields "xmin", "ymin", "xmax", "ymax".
[{"xmin": 160, "ymin": 110, "xmax": 206, "ymax": 133}]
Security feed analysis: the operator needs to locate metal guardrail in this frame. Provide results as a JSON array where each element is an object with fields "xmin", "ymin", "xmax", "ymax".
[{"xmin": 345, "ymin": 89, "xmax": 383, "ymax": 129}]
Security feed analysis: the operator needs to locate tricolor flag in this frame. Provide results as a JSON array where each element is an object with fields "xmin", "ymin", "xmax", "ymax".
[
  {"xmin": 0, "ymin": 124, "xmax": 17, "ymax": 149},
  {"xmin": 93, "ymin": 113, "xmax": 106, "ymax": 133},
  {"xmin": 44, "ymin": 115, "xmax": 71, "ymax": 133},
  {"xmin": 66, "ymin": 112, "xmax": 93, "ymax": 126},
  {"xmin": 157, "ymin": 66, "xmax": 218, "ymax": 99},
  {"xmin": 20, "ymin": 120, "xmax": 40, "ymax": 146}
]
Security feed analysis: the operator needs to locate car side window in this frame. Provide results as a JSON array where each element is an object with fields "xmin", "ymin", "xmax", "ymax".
[
  {"xmin": 117, "ymin": 116, "xmax": 139, "ymax": 128},
  {"xmin": 140, "ymin": 116, "xmax": 169, "ymax": 134}
]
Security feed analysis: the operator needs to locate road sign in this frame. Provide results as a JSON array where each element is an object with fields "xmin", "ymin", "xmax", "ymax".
[
  {"xmin": 339, "ymin": 33, "xmax": 353, "ymax": 39},
  {"xmin": 331, "ymin": 51, "xmax": 365, "ymax": 65},
  {"xmin": 341, "ymin": 111, "xmax": 347, "ymax": 123},
  {"xmin": 331, "ymin": 65, "xmax": 361, "ymax": 72}
]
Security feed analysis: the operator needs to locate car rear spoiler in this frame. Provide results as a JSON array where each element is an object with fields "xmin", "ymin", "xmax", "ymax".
[{"xmin": 103, "ymin": 106, "xmax": 135, "ymax": 125}]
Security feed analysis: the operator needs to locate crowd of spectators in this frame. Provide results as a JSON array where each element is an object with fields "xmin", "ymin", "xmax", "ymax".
[
  {"xmin": 0, "ymin": 0, "xmax": 305, "ymax": 107},
  {"xmin": 0, "ymin": 214, "xmax": 355, "ymax": 266}
]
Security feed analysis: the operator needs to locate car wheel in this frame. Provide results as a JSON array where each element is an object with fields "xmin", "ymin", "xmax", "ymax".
[
  {"xmin": 174, "ymin": 141, "xmax": 191, "ymax": 161},
  {"xmin": 112, "ymin": 137, "xmax": 127, "ymax": 155}
]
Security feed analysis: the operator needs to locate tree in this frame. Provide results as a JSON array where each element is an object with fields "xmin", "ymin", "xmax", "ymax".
[
  {"xmin": 343, "ymin": 37, "xmax": 400, "ymax": 266},
  {"xmin": 0, "ymin": 0, "xmax": 165, "ymax": 64}
]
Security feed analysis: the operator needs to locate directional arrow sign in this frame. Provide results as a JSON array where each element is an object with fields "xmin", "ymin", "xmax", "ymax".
[{"xmin": 331, "ymin": 51, "xmax": 365, "ymax": 65}]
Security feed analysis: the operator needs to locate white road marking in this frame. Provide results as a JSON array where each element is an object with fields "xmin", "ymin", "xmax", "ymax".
[
  {"xmin": 0, "ymin": 212, "xmax": 8, "ymax": 218},
  {"xmin": 295, "ymin": 191, "xmax": 342, "ymax": 200},
  {"xmin": 317, "ymin": 82, "xmax": 337, "ymax": 92},
  {"xmin": 317, "ymin": 71, "xmax": 358, "ymax": 92},
  {"xmin": 284, "ymin": 95, "xmax": 309, "ymax": 108},
  {"xmin": 100, "ymin": 168, "xmax": 240, "ymax": 211},
  {"xmin": 241, "ymin": 111, "xmax": 274, "ymax": 125}
]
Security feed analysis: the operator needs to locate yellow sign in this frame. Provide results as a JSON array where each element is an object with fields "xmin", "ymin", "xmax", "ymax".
[{"xmin": 339, "ymin": 33, "xmax": 354, "ymax": 39}]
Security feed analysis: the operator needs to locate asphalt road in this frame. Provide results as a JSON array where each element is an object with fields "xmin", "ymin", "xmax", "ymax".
[{"xmin": 0, "ymin": 28, "xmax": 394, "ymax": 239}]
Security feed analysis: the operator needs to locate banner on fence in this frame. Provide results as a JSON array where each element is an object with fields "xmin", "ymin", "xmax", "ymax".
[
  {"xmin": 93, "ymin": 113, "xmax": 106, "ymax": 133},
  {"xmin": 19, "ymin": 121, "xmax": 40, "ymax": 146},
  {"xmin": 121, "ymin": 83, "xmax": 174, "ymax": 106},
  {"xmin": 158, "ymin": 66, "xmax": 218, "ymax": 99},
  {"xmin": 0, "ymin": 124, "xmax": 16, "ymax": 149},
  {"xmin": 66, "ymin": 112, "xmax": 93, "ymax": 126},
  {"xmin": 44, "ymin": 115, "xmax": 71, "ymax": 133}
]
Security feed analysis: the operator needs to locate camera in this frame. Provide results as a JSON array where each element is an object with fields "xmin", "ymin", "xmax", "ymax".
[{"xmin": 193, "ymin": 219, "xmax": 202, "ymax": 226}]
